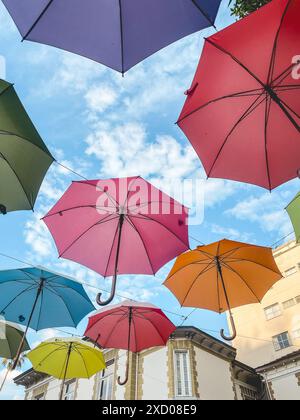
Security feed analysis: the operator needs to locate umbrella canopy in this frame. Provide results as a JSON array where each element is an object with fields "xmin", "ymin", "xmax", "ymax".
[
  {"xmin": 178, "ymin": 0, "xmax": 300, "ymax": 190},
  {"xmin": 0, "ymin": 79, "xmax": 53, "ymax": 213},
  {"xmin": 85, "ymin": 300, "xmax": 176, "ymax": 385},
  {"xmin": 286, "ymin": 192, "xmax": 300, "ymax": 242},
  {"xmin": 43, "ymin": 176, "xmax": 189, "ymax": 306},
  {"xmin": 3, "ymin": 0, "xmax": 221, "ymax": 74},
  {"xmin": 0, "ymin": 321, "xmax": 30, "ymax": 359},
  {"xmin": 27, "ymin": 337, "xmax": 106, "ymax": 400},
  {"xmin": 0, "ymin": 267, "xmax": 94, "ymax": 369},
  {"xmin": 164, "ymin": 239, "xmax": 282, "ymax": 341}
]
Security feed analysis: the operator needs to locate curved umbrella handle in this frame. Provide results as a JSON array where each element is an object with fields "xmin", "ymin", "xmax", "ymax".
[
  {"xmin": 96, "ymin": 275, "xmax": 117, "ymax": 306},
  {"xmin": 117, "ymin": 351, "xmax": 129, "ymax": 386},
  {"xmin": 220, "ymin": 313, "xmax": 237, "ymax": 342}
]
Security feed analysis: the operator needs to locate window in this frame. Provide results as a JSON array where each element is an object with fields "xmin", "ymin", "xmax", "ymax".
[
  {"xmin": 63, "ymin": 380, "xmax": 76, "ymax": 401},
  {"xmin": 33, "ymin": 393, "xmax": 45, "ymax": 401},
  {"xmin": 174, "ymin": 350, "xmax": 192, "ymax": 398},
  {"xmin": 97, "ymin": 360, "xmax": 114, "ymax": 400},
  {"xmin": 285, "ymin": 267, "xmax": 297, "ymax": 277},
  {"xmin": 292, "ymin": 329, "xmax": 300, "ymax": 340},
  {"xmin": 282, "ymin": 299, "xmax": 296, "ymax": 310},
  {"xmin": 264, "ymin": 304, "xmax": 281, "ymax": 321},
  {"xmin": 273, "ymin": 332, "xmax": 291, "ymax": 351},
  {"xmin": 240, "ymin": 386, "xmax": 258, "ymax": 401}
]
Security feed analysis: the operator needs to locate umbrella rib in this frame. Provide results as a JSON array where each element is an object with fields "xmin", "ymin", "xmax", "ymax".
[
  {"xmin": 267, "ymin": 0, "xmax": 292, "ymax": 84},
  {"xmin": 118, "ymin": 0, "xmax": 125, "ymax": 75},
  {"xmin": 190, "ymin": 0, "xmax": 217, "ymax": 29},
  {"xmin": 0, "ymin": 151, "xmax": 34, "ymax": 210},
  {"xmin": 205, "ymin": 38, "xmax": 265, "ymax": 88},
  {"xmin": 221, "ymin": 261, "xmax": 261, "ymax": 303},
  {"xmin": 41, "ymin": 285, "xmax": 77, "ymax": 327},
  {"xmin": 0, "ymin": 284, "xmax": 38, "ymax": 315},
  {"xmin": 122, "ymin": 177, "xmax": 141, "ymax": 209},
  {"xmin": 134, "ymin": 312, "xmax": 166, "ymax": 346},
  {"xmin": 272, "ymin": 64, "xmax": 295, "ymax": 87},
  {"xmin": 42, "ymin": 205, "xmax": 116, "ymax": 220},
  {"xmin": 177, "ymin": 88, "xmax": 263, "ymax": 124},
  {"xmin": 165, "ymin": 260, "xmax": 212, "ymax": 281},
  {"xmin": 129, "ymin": 214, "xmax": 189, "ymax": 249},
  {"xmin": 0, "ymin": 129, "xmax": 54, "ymax": 160},
  {"xmin": 101, "ymin": 313, "xmax": 129, "ymax": 349},
  {"xmin": 33, "ymin": 344, "xmax": 67, "ymax": 371},
  {"xmin": 276, "ymin": 97, "xmax": 300, "ymax": 120},
  {"xmin": 59, "ymin": 213, "xmax": 119, "ymax": 258},
  {"xmin": 207, "ymin": 94, "xmax": 267, "ymax": 177},
  {"xmin": 103, "ymin": 217, "xmax": 122, "ymax": 278},
  {"xmin": 181, "ymin": 261, "xmax": 217, "ymax": 307},
  {"xmin": 126, "ymin": 215, "xmax": 155, "ymax": 275},
  {"xmin": 72, "ymin": 346, "xmax": 90, "ymax": 378},
  {"xmin": 224, "ymin": 257, "xmax": 282, "ymax": 276},
  {"xmin": 74, "ymin": 180, "xmax": 119, "ymax": 208},
  {"xmin": 22, "ymin": 0, "xmax": 55, "ymax": 40},
  {"xmin": 85, "ymin": 310, "xmax": 127, "ymax": 333}
]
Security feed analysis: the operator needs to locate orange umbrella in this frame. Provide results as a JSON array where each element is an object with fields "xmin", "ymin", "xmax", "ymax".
[{"xmin": 164, "ymin": 239, "xmax": 282, "ymax": 341}]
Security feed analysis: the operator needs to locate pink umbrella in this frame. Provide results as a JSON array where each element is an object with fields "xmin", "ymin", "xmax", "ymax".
[
  {"xmin": 84, "ymin": 300, "xmax": 176, "ymax": 385},
  {"xmin": 43, "ymin": 176, "xmax": 189, "ymax": 305}
]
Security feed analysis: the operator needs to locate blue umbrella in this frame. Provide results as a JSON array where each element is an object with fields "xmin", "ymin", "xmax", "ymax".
[
  {"xmin": 3, "ymin": 0, "xmax": 222, "ymax": 74},
  {"xmin": 0, "ymin": 267, "xmax": 94, "ymax": 369}
]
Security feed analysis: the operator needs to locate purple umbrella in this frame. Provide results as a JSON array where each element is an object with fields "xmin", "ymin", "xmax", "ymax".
[{"xmin": 3, "ymin": 0, "xmax": 221, "ymax": 74}]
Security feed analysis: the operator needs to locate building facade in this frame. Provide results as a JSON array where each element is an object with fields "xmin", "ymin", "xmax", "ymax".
[
  {"xmin": 256, "ymin": 350, "xmax": 300, "ymax": 400},
  {"xmin": 232, "ymin": 241, "xmax": 300, "ymax": 368},
  {"xmin": 14, "ymin": 327, "xmax": 263, "ymax": 401},
  {"xmin": 231, "ymin": 240, "xmax": 300, "ymax": 400}
]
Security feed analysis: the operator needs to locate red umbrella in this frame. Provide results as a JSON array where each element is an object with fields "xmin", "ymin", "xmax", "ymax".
[
  {"xmin": 42, "ymin": 176, "xmax": 189, "ymax": 305},
  {"xmin": 178, "ymin": 0, "xmax": 300, "ymax": 191},
  {"xmin": 84, "ymin": 300, "xmax": 176, "ymax": 385}
]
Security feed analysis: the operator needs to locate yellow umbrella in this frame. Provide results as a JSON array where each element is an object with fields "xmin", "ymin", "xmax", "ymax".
[
  {"xmin": 27, "ymin": 337, "xmax": 106, "ymax": 400},
  {"xmin": 164, "ymin": 239, "xmax": 282, "ymax": 341}
]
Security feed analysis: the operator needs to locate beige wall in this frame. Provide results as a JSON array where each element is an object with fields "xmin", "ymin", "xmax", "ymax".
[
  {"xmin": 232, "ymin": 241, "xmax": 300, "ymax": 368},
  {"xmin": 194, "ymin": 346, "xmax": 235, "ymax": 400}
]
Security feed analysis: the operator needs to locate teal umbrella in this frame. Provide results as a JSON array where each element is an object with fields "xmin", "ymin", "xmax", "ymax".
[
  {"xmin": 0, "ymin": 79, "xmax": 53, "ymax": 214},
  {"xmin": 286, "ymin": 192, "xmax": 300, "ymax": 242}
]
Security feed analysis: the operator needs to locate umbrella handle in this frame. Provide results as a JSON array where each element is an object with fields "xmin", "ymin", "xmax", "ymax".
[
  {"xmin": 117, "ymin": 351, "xmax": 129, "ymax": 386},
  {"xmin": 96, "ymin": 274, "xmax": 117, "ymax": 306},
  {"xmin": 220, "ymin": 313, "xmax": 237, "ymax": 342}
]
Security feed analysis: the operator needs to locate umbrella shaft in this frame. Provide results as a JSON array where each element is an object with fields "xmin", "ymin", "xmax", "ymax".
[
  {"xmin": 59, "ymin": 343, "xmax": 72, "ymax": 401},
  {"xmin": 215, "ymin": 258, "xmax": 232, "ymax": 315},
  {"xmin": 12, "ymin": 279, "xmax": 44, "ymax": 370}
]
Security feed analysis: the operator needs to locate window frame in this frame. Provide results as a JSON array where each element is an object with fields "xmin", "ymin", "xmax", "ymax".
[
  {"xmin": 63, "ymin": 379, "xmax": 76, "ymax": 401},
  {"xmin": 285, "ymin": 267, "xmax": 297, "ymax": 277},
  {"xmin": 292, "ymin": 329, "xmax": 300, "ymax": 340},
  {"xmin": 282, "ymin": 299, "xmax": 296, "ymax": 310},
  {"xmin": 272, "ymin": 332, "xmax": 291, "ymax": 352},
  {"xmin": 97, "ymin": 359, "xmax": 115, "ymax": 401},
  {"xmin": 174, "ymin": 350, "xmax": 193, "ymax": 398},
  {"xmin": 264, "ymin": 303, "xmax": 282, "ymax": 321}
]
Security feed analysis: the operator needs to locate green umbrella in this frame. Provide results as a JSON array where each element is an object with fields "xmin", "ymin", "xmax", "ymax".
[
  {"xmin": 0, "ymin": 79, "xmax": 53, "ymax": 214},
  {"xmin": 286, "ymin": 192, "xmax": 300, "ymax": 243},
  {"xmin": 0, "ymin": 321, "xmax": 30, "ymax": 392},
  {"xmin": 0, "ymin": 321, "xmax": 30, "ymax": 360}
]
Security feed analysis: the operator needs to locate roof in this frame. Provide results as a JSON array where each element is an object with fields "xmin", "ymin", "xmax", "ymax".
[{"xmin": 256, "ymin": 350, "xmax": 300, "ymax": 372}]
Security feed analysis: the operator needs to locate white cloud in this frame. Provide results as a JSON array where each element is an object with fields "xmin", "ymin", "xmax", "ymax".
[
  {"xmin": 226, "ymin": 192, "xmax": 294, "ymax": 238},
  {"xmin": 85, "ymin": 85, "xmax": 118, "ymax": 114}
]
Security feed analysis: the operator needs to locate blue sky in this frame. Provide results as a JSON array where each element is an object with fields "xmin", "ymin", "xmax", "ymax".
[{"xmin": 0, "ymin": 0, "xmax": 299, "ymax": 399}]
